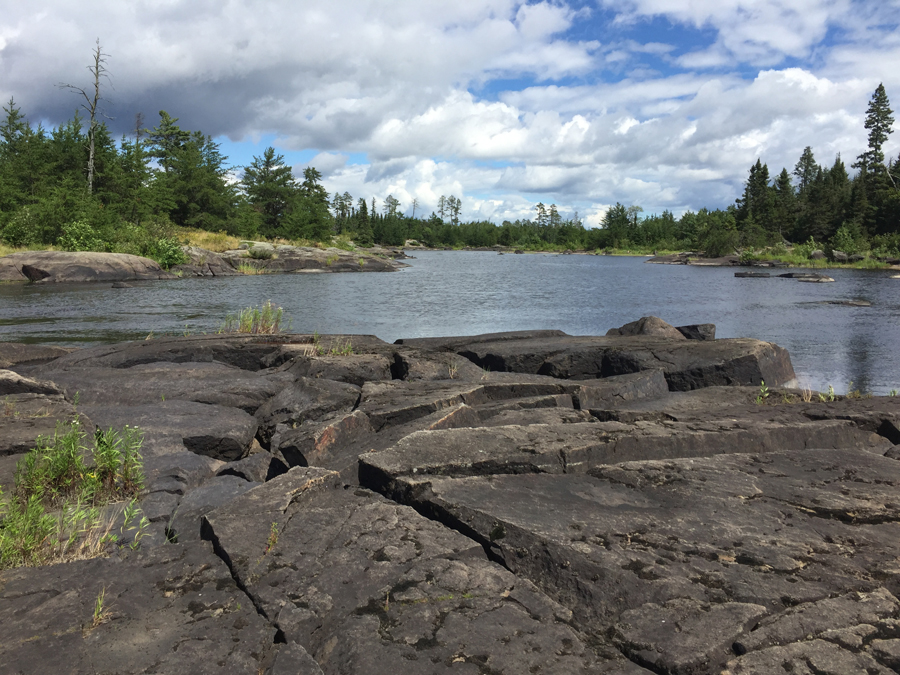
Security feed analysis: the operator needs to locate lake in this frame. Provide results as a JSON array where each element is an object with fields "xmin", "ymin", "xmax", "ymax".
[{"xmin": 2, "ymin": 251, "xmax": 898, "ymax": 394}]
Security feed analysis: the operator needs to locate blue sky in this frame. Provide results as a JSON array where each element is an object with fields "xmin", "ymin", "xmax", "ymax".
[{"xmin": 2, "ymin": 1, "xmax": 899, "ymax": 226}]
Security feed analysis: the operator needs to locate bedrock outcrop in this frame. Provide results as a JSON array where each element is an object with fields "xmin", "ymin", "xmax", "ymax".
[
  {"xmin": 0, "ymin": 250, "xmax": 175, "ymax": 283},
  {"xmin": 3, "ymin": 320, "xmax": 899, "ymax": 674}
]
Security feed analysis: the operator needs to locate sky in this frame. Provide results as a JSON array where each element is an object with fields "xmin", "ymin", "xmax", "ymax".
[{"xmin": 1, "ymin": 1, "xmax": 899, "ymax": 227}]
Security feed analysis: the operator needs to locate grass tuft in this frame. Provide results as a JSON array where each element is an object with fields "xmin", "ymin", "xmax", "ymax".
[{"xmin": 218, "ymin": 300, "xmax": 288, "ymax": 334}]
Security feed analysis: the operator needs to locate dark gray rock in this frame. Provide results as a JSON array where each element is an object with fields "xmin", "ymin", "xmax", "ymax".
[
  {"xmin": 0, "ymin": 368, "xmax": 62, "ymax": 396},
  {"xmin": 286, "ymin": 353, "xmax": 393, "ymax": 385},
  {"xmin": 0, "ymin": 342, "xmax": 75, "ymax": 369},
  {"xmin": 202, "ymin": 469, "xmax": 646, "ymax": 674},
  {"xmin": 676, "ymin": 323, "xmax": 716, "ymax": 341},
  {"xmin": 36, "ymin": 361, "xmax": 294, "ymax": 413},
  {"xmin": 832, "ymin": 249, "xmax": 849, "ymax": 262},
  {"xmin": 254, "ymin": 376, "xmax": 361, "ymax": 445},
  {"xmin": 81, "ymin": 400, "xmax": 257, "ymax": 462},
  {"xmin": 570, "ymin": 369, "xmax": 669, "ymax": 409},
  {"xmin": 216, "ymin": 450, "xmax": 289, "ymax": 482},
  {"xmin": 359, "ymin": 414, "xmax": 887, "ymax": 495},
  {"xmin": 0, "ymin": 393, "xmax": 82, "ymax": 457},
  {"xmin": 0, "ymin": 543, "xmax": 278, "ymax": 674},
  {"xmin": 172, "ymin": 474, "xmax": 259, "ymax": 542},
  {"xmin": 384, "ymin": 447, "xmax": 900, "ymax": 674},
  {"xmin": 416, "ymin": 331, "xmax": 795, "ymax": 389},
  {"xmin": 726, "ymin": 639, "xmax": 893, "ymax": 674},
  {"xmin": 605, "ymin": 316, "xmax": 686, "ymax": 339}
]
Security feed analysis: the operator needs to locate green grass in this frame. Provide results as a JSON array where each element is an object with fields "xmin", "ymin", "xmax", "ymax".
[
  {"xmin": 0, "ymin": 420, "xmax": 146, "ymax": 570},
  {"xmin": 218, "ymin": 300, "xmax": 288, "ymax": 334}
]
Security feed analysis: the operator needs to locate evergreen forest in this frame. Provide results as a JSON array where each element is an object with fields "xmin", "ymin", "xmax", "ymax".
[{"xmin": 1, "ymin": 76, "xmax": 899, "ymax": 265}]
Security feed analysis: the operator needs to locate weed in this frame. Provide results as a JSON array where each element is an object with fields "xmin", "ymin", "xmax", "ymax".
[
  {"xmin": 3, "ymin": 397, "xmax": 18, "ymax": 418},
  {"xmin": 145, "ymin": 332, "xmax": 154, "ymax": 340},
  {"xmin": 329, "ymin": 338, "xmax": 354, "ymax": 356},
  {"xmin": 448, "ymin": 363, "xmax": 459, "ymax": 379},
  {"xmin": 800, "ymin": 387, "xmax": 814, "ymax": 403},
  {"xmin": 890, "ymin": 389, "xmax": 898, "ymax": 397},
  {"xmin": 92, "ymin": 586, "xmax": 110, "ymax": 628},
  {"xmin": 755, "ymin": 380, "xmax": 770, "ymax": 405},
  {"xmin": 333, "ymin": 235, "xmax": 356, "ymax": 251},
  {"xmin": 818, "ymin": 385, "xmax": 836, "ymax": 403},
  {"xmin": 0, "ymin": 421, "xmax": 146, "ymax": 570},
  {"xmin": 358, "ymin": 258, "xmax": 366, "ymax": 268},
  {"xmin": 780, "ymin": 392, "xmax": 795, "ymax": 404},
  {"xmin": 325, "ymin": 254, "xmax": 339, "ymax": 266},
  {"xmin": 264, "ymin": 521, "xmax": 279, "ymax": 555},
  {"xmin": 218, "ymin": 300, "xmax": 288, "ymax": 335},
  {"xmin": 845, "ymin": 381, "xmax": 863, "ymax": 399},
  {"xmin": 120, "ymin": 499, "xmax": 150, "ymax": 550}
]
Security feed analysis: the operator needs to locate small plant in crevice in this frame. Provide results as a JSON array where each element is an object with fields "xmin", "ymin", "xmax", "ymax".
[
  {"xmin": 264, "ymin": 521, "xmax": 279, "ymax": 556},
  {"xmin": 755, "ymin": 380, "xmax": 770, "ymax": 405},
  {"xmin": 818, "ymin": 385, "xmax": 836, "ymax": 403},
  {"xmin": 890, "ymin": 389, "xmax": 898, "ymax": 397},
  {"xmin": 91, "ymin": 586, "xmax": 111, "ymax": 629}
]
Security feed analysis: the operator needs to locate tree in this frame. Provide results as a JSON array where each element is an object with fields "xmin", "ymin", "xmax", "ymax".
[
  {"xmin": 410, "ymin": 197, "xmax": 419, "ymax": 219},
  {"xmin": 383, "ymin": 194, "xmax": 401, "ymax": 218},
  {"xmin": 355, "ymin": 197, "xmax": 373, "ymax": 246},
  {"xmin": 437, "ymin": 195, "xmax": 447, "ymax": 222},
  {"xmin": 855, "ymin": 84, "xmax": 894, "ymax": 181},
  {"xmin": 241, "ymin": 147, "xmax": 296, "ymax": 236},
  {"xmin": 59, "ymin": 39, "xmax": 110, "ymax": 195},
  {"xmin": 771, "ymin": 168, "xmax": 796, "ymax": 239},
  {"xmin": 447, "ymin": 195, "xmax": 461, "ymax": 225},
  {"xmin": 793, "ymin": 146, "xmax": 817, "ymax": 196}
]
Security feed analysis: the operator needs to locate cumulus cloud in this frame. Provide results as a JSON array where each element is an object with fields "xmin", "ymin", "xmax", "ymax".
[{"xmin": 1, "ymin": 0, "xmax": 897, "ymax": 223}]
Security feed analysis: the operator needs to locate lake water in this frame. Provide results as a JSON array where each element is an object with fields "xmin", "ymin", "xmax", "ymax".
[{"xmin": 2, "ymin": 251, "xmax": 899, "ymax": 394}]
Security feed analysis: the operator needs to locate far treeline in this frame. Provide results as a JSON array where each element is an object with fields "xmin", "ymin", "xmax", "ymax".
[{"xmin": 0, "ymin": 66, "xmax": 898, "ymax": 263}]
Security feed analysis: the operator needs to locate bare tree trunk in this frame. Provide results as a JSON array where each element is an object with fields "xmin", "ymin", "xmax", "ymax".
[{"xmin": 60, "ymin": 39, "xmax": 109, "ymax": 195}]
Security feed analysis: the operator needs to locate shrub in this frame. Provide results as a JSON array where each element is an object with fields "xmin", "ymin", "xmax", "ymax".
[
  {"xmin": 247, "ymin": 246, "xmax": 274, "ymax": 260},
  {"xmin": 150, "ymin": 237, "xmax": 188, "ymax": 269},
  {"xmin": 0, "ymin": 207, "xmax": 36, "ymax": 247},
  {"xmin": 59, "ymin": 220, "xmax": 104, "ymax": 252}
]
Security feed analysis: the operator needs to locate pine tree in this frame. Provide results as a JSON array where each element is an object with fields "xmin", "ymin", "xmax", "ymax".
[
  {"xmin": 241, "ymin": 147, "xmax": 296, "ymax": 237},
  {"xmin": 855, "ymin": 84, "xmax": 894, "ymax": 176}
]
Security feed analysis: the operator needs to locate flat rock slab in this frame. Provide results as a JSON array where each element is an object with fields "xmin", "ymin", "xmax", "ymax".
[
  {"xmin": 388, "ymin": 447, "xmax": 900, "ymax": 674},
  {"xmin": 360, "ymin": 415, "xmax": 889, "ymax": 494},
  {"xmin": 202, "ymin": 469, "xmax": 647, "ymax": 674},
  {"xmin": 39, "ymin": 361, "xmax": 294, "ymax": 413},
  {"xmin": 0, "ymin": 250, "xmax": 174, "ymax": 283},
  {"xmin": 0, "ymin": 542, "xmax": 291, "ymax": 674},
  {"xmin": 80, "ymin": 400, "xmax": 257, "ymax": 462},
  {"xmin": 0, "ymin": 368, "xmax": 62, "ymax": 396},
  {"xmin": 0, "ymin": 342, "xmax": 74, "ymax": 368}
]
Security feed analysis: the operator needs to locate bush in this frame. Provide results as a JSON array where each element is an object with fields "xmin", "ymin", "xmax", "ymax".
[
  {"xmin": 150, "ymin": 237, "xmax": 188, "ymax": 269},
  {"xmin": 0, "ymin": 207, "xmax": 36, "ymax": 247},
  {"xmin": 247, "ymin": 246, "xmax": 274, "ymax": 260},
  {"xmin": 59, "ymin": 220, "xmax": 104, "ymax": 252}
]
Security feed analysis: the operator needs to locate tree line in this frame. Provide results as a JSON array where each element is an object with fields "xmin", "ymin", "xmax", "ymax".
[{"xmin": 1, "ymin": 51, "xmax": 897, "ymax": 261}]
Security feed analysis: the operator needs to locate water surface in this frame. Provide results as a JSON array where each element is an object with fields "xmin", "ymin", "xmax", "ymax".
[{"xmin": 2, "ymin": 251, "xmax": 898, "ymax": 394}]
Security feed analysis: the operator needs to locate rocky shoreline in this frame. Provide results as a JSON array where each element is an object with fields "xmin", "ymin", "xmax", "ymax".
[
  {"xmin": 2, "ymin": 318, "xmax": 900, "ymax": 674},
  {"xmin": 0, "ymin": 245, "xmax": 410, "ymax": 284}
]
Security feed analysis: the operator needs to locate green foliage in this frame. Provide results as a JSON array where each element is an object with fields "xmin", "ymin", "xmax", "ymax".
[
  {"xmin": 219, "ymin": 300, "xmax": 288, "ymax": 334},
  {"xmin": 247, "ymin": 246, "xmax": 274, "ymax": 260},
  {"xmin": 0, "ymin": 420, "xmax": 145, "ymax": 570},
  {"xmin": 149, "ymin": 237, "xmax": 188, "ymax": 269},
  {"xmin": 0, "ymin": 207, "xmax": 36, "ymax": 247},
  {"xmin": 59, "ymin": 219, "xmax": 104, "ymax": 252}
]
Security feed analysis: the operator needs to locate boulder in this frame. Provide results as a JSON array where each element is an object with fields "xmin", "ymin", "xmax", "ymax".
[
  {"xmin": 0, "ymin": 393, "xmax": 83, "ymax": 459},
  {"xmin": 80, "ymin": 400, "xmax": 258, "ymax": 462},
  {"xmin": 286, "ymin": 353, "xmax": 393, "ymax": 385},
  {"xmin": 0, "ymin": 250, "xmax": 174, "ymax": 283},
  {"xmin": 605, "ymin": 316, "xmax": 686, "ymax": 339},
  {"xmin": 0, "ymin": 368, "xmax": 62, "ymax": 396},
  {"xmin": 832, "ymin": 250, "xmax": 849, "ymax": 262},
  {"xmin": 810, "ymin": 249, "xmax": 826, "ymax": 259}
]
